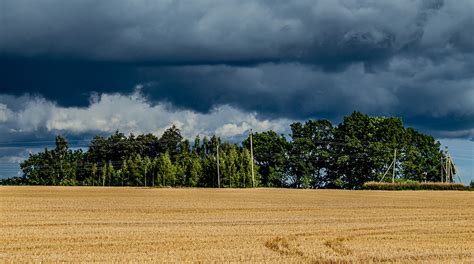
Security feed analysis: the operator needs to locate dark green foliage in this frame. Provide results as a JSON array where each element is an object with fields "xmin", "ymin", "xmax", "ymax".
[
  {"xmin": 19, "ymin": 136, "xmax": 83, "ymax": 186},
  {"xmin": 400, "ymin": 128, "xmax": 444, "ymax": 182},
  {"xmin": 362, "ymin": 181, "xmax": 469, "ymax": 191},
  {"xmin": 328, "ymin": 113, "xmax": 405, "ymax": 189},
  {"xmin": 287, "ymin": 120, "xmax": 334, "ymax": 188},
  {"xmin": 0, "ymin": 176, "xmax": 28, "ymax": 185},
  {"xmin": 243, "ymin": 131, "xmax": 289, "ymax": 187},
  {"xmin": 158, "ymin": 125, "xmax": 183, "ymax": 161},
  {"xmin": 7, "ymin": 112, "xmax": 461, "ymax": 189},
  {"xmin": 87, "ymin": 132, "xmax": 159, "ymax": 167}
]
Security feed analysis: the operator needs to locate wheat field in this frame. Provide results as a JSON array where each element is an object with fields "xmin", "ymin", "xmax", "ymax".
[{"xmin": 1, "ymin": 187, "xmax": 473, "ymax": 263}]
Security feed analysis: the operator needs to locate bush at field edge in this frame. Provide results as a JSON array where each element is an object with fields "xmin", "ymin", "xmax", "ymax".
[{"xmin": 362, "ymin": 181, "xmax": 470, "ymax": 191}]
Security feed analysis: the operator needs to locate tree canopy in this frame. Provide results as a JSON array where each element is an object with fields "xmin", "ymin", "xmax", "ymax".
[{"xmin": 7, "ymin": 112, "xmax": 449, "ymax": 188}]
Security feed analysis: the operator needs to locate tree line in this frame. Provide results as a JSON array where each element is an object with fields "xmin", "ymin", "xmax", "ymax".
[{"xmin": 5, "ymin": 112, "xmax": 449, "ymax": 188}]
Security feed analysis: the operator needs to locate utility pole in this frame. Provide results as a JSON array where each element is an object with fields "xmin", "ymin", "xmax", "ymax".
[
  {"xmin": 445, "ymin": 147, "xmax": 450, "ymax": 183},
  {"xmin": 442, "ymin": 147, "xmax": 461, "ymax": 184},
  {"xmin": 449, "ymin": 156, "xmax": 453, "ymax": 183},
  {"xmin": 250, "ymin": 129, "xmax": 255, "ymax": 188},
  {"xmin": 217, "ymin": 141, "xmax": 220, "ymax": 188},
  {"xmin": 448, "ymin": 157, "xmax": 452, "ymax": 183},
  {"xmin": 392, "ymin": 149, "xmax": 397, "ymax": 183},
  {"xmin": 440, "ymin": 156, "xmax": 444, "ymax": 183},
  {"xmin": 379, "ymin": 148, "xmax": 397, "ymax": 183},
  {"xmin": 447, "ymin": 152, "xmax": 458, "ymax": 184}
]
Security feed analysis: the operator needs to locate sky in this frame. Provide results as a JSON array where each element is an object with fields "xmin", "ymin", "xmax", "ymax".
[{"xmin": 0, "ymin": 0, "xmax": 473, "ymax": 183}]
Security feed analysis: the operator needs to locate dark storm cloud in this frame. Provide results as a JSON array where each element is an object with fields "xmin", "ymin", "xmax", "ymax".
[
  {"xmin": 0, "ymin": 0, "xmax": 473, "ymax": 140},
  {"xmin": 138, "ymin": 61, "xmax": 474, "ymax": 138},
  {"xmin": 0, "ymin": 58, "xmax": 140, "ymax": 106},
  {"xmin": 3, "ymin": 0, "xmax": 471, "ymax": 65}
]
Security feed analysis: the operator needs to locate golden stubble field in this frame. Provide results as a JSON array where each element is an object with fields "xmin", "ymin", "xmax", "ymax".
[{"xmin": 1, "ymin": 187, "xmax": 473, "ymax": 263}]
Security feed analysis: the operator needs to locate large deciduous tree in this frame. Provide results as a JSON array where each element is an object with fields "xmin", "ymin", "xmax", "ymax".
[{"xmin": 243, "ymin": 131, "xmax": 289, "ymax": 187}]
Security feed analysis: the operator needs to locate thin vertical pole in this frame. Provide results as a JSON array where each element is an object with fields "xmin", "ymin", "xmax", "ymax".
[
  {"xmin": 445, "ymin": 156, "xmax": 448, "ymax": 183},
  {"xmin": 217, "ymin": 142, "xmax": 220, "ymax": 188},
  {"xmin": 392, "ymin": 149, "xmax": 396, "ymax": 183},
  {"xmin": 250, "ymin": 129, "xmax": 255, "ymax": 188},
  {"xmin": 445, "ymin": 148, "xmax": 449, "ymax": 183},
  {"xmin": 448, "ymin": 155, "xmax": 453, "ymax": 183},
  {"xmin": 440, "ymin": 156, "xmax": 444, "ymax": 183}
]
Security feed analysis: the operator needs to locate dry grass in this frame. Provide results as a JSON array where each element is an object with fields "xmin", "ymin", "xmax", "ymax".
[{"xmin": 1, "ymin": 187, "xmax": 473, "ymax": 263}]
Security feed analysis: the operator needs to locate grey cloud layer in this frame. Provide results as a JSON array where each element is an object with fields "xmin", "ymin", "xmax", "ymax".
[
  {"xmin": 2, "ymin": 0, "xmax": 473, "ymax": 65},
  {"xmin": 140, "ymin": 61, "xmax": 474, "ymax": 136}
]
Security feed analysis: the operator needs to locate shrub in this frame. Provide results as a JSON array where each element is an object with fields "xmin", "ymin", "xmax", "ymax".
[
  {"xmin": 362, "ymin": 181, "xmax": 469, "ymax": 191},
  {"xmin": 0, "ymin": 176, "xmax": 28, "ymax": 185}
]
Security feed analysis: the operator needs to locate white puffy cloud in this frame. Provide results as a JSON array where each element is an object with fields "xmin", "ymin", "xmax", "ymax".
[
  {"xmin": 0, "ymin": 104, "xmax": 12, "ymax": 122},
  {"xmin": 0, "ymin": 90, "xmax": 293, "ymax": 141}
]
